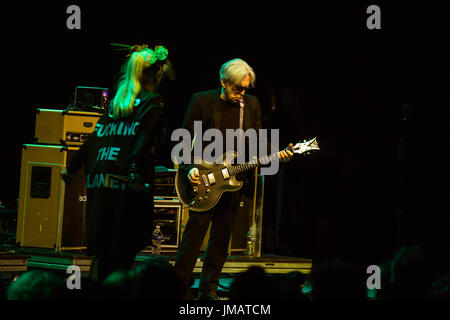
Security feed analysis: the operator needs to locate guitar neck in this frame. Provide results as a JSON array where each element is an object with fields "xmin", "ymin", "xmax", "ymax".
[{"xmin": 227, "ymin": 152, "xmax": 279, "ymax": 176}]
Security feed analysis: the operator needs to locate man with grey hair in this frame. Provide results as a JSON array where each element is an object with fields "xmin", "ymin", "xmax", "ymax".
[{"xmin": 174, "ymin": 58, "xmax": 293, "ymax": 300}]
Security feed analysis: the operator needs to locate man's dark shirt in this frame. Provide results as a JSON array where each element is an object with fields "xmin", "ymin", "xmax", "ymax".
[{"xmin": 219, "ymin": 97, "xmax": 241, "ymax": 135}]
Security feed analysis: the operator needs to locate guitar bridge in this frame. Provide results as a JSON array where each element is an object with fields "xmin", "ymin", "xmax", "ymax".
[{"xmin": 201, "ymin": 175, "xmax": 209, "ymax": 187}]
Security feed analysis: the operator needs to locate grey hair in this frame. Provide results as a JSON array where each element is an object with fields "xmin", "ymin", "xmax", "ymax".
[{"xmin": 219, "ymin": 58, "xmax": 256, "ymax": 87}]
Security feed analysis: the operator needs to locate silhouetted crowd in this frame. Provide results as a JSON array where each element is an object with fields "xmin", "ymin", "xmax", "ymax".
[{"xmin": 1, "ymin": 246, "xmax": 449, "ymax": 300}]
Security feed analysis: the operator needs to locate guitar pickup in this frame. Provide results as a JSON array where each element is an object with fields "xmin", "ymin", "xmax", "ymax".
[
  {"xmin": 207, "ymin": 173, "xmax": 216, "ymax": 185},
  {"xmin": 221, "ymin": 168, "xmax": 230, "ymax": 179},
  {"xmin": 201, "ymin": 175, "xmax": 209, "ymax": 187}
]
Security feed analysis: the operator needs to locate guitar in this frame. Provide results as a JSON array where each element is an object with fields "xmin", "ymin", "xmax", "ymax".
[{"xmin": 175, "ymin": 137, "xmax": 320, "ymax": 212}]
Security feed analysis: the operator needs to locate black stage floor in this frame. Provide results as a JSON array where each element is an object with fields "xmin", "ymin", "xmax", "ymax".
[
  {"xmin": 1, "ymin": 247, "xmax": 312, "ymax": 296},
  {"xmin": 2, "ymin": 247, "xmax": 311, "ymax": 274}
]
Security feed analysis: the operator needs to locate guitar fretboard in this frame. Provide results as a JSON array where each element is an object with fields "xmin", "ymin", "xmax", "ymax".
[{"xmin": 227, "ymin": 152, "xmax": 279, "ymax": 176}]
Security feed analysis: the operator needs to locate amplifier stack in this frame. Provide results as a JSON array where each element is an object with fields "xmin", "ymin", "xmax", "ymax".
[
  {"xmin": 16, "ymin": 108, "xmax": 102, "ymax": 252},
  {"xmin": 16, "ymin": 107, "xmax": 185, "ymax": 253}
]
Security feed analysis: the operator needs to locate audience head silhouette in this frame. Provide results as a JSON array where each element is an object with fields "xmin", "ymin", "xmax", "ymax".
[
  {"xmin": 6, "ymin": 270, "xmax": 65, "ymax": 300},
  {"xmin": 132, "ymin": 257, "xmax": 187, "ymax": 300},
  {"xmin": 310, "ymin": 259, "xmax": 366, "ymax": 300},
  {"xmin": 428, "ymin": 273, "xmax": 450, "ymax": 300},
  {"xmin": 102, "ymin": 269, "xmax": 138, "ymax": 299},
  {"xmin": 229, "ymin": 266, "xmax": 278, "ymax": 300},
  {"xmin": 390, "ymin": 245, "xmax": 429, "ymax": 299}
]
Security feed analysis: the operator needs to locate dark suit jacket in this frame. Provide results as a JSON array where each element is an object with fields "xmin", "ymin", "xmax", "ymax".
[
  {"xmin": 178, "ymin": 88, "xmax": 263, "ymax": 194},
  {"xmin": 182, "ymin": 88, "xmax": 262, "ymax": 137}
]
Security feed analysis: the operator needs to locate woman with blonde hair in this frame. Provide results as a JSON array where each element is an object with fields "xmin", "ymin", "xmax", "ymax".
[
  {"xmin": 62, "ymin": 43, "xmax": 175, "ymax": 282},
  {"xmin": 111, "ymin": 43, "xmax": 175, "ymax": 119}
]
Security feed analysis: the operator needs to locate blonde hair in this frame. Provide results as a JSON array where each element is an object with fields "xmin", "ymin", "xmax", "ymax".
[
  {"xmin": 219, "ymin": 58, "xmax": 256, "ymax": 87},
  {"xmin": 111, "ymin": 48, "xmax": 155, "ymax": 119}
]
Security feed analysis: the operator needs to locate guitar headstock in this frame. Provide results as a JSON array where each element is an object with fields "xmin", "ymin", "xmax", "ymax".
[{"xmin": 291, "ymin": 137, "xmax": 320, "ymax": 156}]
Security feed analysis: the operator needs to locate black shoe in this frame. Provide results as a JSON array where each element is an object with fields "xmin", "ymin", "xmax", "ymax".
[{"xmin": 198, "ymin": 291, "xmax": 220, "ymax": 300}]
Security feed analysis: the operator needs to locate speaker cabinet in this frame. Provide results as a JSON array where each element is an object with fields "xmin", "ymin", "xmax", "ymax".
[{"xmin": 16, "ymin": 144, "xmax": 87, "ymax": 252}]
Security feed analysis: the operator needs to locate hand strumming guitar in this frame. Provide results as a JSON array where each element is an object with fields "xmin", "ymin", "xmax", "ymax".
[{"xmin": 188, "ymin": 167, "xmax": 201, "ymax": 185}]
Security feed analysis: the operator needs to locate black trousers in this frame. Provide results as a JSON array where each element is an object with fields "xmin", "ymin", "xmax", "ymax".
[
  {"xmin": 86, "ymin": 189, "xmax": 153, "ymax": 283},
  {"xmin": 174, "ymin": 192, "xmax": 238, "ymax": 295}
]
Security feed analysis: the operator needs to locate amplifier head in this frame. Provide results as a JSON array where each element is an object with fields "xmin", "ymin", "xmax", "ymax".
[{"xmin": 75, "ymin": 86, "xmax": 109, "ymax": 113}]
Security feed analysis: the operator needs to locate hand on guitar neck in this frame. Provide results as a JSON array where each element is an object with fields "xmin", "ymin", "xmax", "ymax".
[
  {"xmin": 279, "ymin": 143, "xmax": 294, "ymax": 163},
  {"xmin": 187, "ymin": 143, "xmax": 294, "ymax": 185}
]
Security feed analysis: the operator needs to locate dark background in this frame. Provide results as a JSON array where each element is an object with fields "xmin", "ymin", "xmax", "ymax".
[{"xmin": 1, "ymin": 2, "xmax": 448, "ymax": 279}]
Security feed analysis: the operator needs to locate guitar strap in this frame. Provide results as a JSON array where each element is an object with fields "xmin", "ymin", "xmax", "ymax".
[
  {"xmin": 239, "ymin": 98, "xmax": 245, "ymax": 148},
  {"xmin": 239, "ymin": 98, "xmax": 245, "ymax": 130}
]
